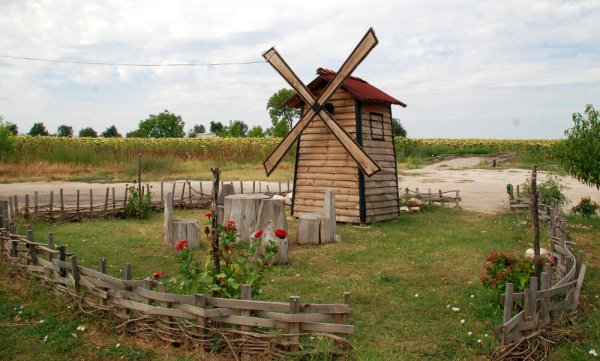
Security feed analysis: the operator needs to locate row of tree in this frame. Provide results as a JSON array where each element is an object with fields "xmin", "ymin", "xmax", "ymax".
[{"xmin": 1, "ymin": 88, "xmax": 406, "ymax": 138}]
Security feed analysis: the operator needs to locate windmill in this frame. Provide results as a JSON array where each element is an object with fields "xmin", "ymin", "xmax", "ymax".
[{"xmin": 263, "ymin": 28, "xmax": 406, "ymax": 224}]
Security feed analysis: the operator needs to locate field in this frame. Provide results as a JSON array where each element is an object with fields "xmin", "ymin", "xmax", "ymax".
[
  {"xmin": 0, "ymin": 136, "xmax": 561, "ymax": 182},
  {"xmin": 2, "ymin": 206, "xmax": 599, "ymax": 360}
]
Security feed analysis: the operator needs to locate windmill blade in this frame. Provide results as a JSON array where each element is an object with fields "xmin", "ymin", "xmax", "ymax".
[
  {"xmin": 263, "ymin": 47, "xmax": 316, "ymax": 106},
  {"xmin": 263, "ymin": 107, "xmax": 317, "ymax": 176},
  {"xmin": 318, "ymin": 109, "xmax": 381, "ymax": 176},
  {"xmin": 317, "ymin": 28, "xmax": 378, "ymax": 104}
]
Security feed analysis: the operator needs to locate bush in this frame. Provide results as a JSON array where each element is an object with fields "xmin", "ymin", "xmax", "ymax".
[
  {"xmin": 572, "ymin": 197, "xmax": 599, "ymax": 217},
  {"xmin": 521, "ymin": 175, "xmax": 569, "ymax": 206},
  {"xmin": 0, "ymin": 121, "xmax": 17, "ymax": 159},
  {"xmin": 167, "ymin": 219, "xmax": 279, "ymax": 298},
  {"xmin": 480, "ymin": 252, "xmax": 548, "ymax": 293},
  {"xmin": 122, "ymin": 185, "xmax": 151, "ymax": 219}
]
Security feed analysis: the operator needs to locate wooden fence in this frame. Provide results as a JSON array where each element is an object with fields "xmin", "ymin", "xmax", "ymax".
[
  {"xmin": 496, "ymin": 208, "xmax": 587, "ymax": 344},
  {"xmin": 506, "ymin": 184, "xmax": 554, "ymax": 221},
  {"xmin": 0, "ymin": 216, "xmax": 353, "ymax": 358},
  {"xmin": 401, "ymin": 187, "xmax": 461, "ymax": 207},
  {"xmin": 4, "ymin": 180, "xmax": 292, "ymax": 223}
]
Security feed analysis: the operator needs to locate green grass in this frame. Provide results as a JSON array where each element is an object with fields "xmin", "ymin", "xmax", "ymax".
[{"xmin": 5, "ymin": 207, "xmax": 600, "ymax": 360}]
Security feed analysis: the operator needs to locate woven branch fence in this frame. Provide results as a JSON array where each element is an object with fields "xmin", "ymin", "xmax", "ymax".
[
  {"xmin": 3, "ymin": 180, "xmax": 292, "ymax": 223},
  {"xmin": 401, "ymin": 187, "xmax": 461, "ymax": 207},
  {"xmin": 0, "ymin": 218, "xmax": 353, "ymax": 359},
  {"xmin": 495, "ymin": 208, "xmax": 587, "ymax": 344}
]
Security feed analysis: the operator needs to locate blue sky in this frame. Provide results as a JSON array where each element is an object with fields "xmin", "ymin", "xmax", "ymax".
[{"xmin": 1, "ymin": 0, "xmax": 599, "ymax": 138}]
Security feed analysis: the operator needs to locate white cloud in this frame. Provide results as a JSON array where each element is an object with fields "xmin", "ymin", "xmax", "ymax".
[{"xmin": 0, "ymin": 0, "xmax": 599, "ymax": 138}]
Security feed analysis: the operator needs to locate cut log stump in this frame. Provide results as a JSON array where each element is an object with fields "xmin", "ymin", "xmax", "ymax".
[
  {"xmin": 260, "ymin": 221, "xmax": 288, "ymax": 265},
  {"xmin": 223, "ymin": 194, "xmax": 269, "ymax": 243},
  {"xmin": 296, "ymin": 189, "xmax": 341, "ymax": 245},
  {"xmin": 217, "ymin": 184, "xmax": 235, "ymax": 225},
  {"xmin": 256, "ymin": 199, "xmax": 288, "ymax": 234},
  {"xmin": 171, "ymin": 219, "xmax": 201, "ymax": 248},
  {"xmin": 297, "ymin": 214, "xmax": 321, "ymax": 245}
]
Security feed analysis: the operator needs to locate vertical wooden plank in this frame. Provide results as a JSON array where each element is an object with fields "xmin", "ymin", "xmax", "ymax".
[
  {"xmin": 194, "ymin": 294, "xmax": 207, "ymax": 335},
  {"xmin": 200, "ymin": 181, "xmax": 204, "ymax": 197},
  {"xmin": 49, "ymin": 191, "xmax": 54, "ymax": 217},
  {"xmin": 252, "ymin": 181, "xmax": 256, "ymax": 194},
  {"xmin": 287, "ymin": 179, "xmax": 290, "ymax": 192},
  {"xmin": 13, "ymin": 195, "xmax": 19, "ymax": 215},
  {"xmin": 71, "ymin": 255, "xmax": 80, "ymax": 293},
  {"xmin": 58, "ymin": 245, "xmax": 66, "ymax": 277},
  {"xmin": 11, "ymin": 240, "xmax": 18, "ymax": 258},
  {"xmin": 143, "ymin": 278, "xmax": 152, "ymax": 305},
  {"xmin": 188, "ymin": 181, "xmax": 192, "ymax": 206},
  {"xmin": 104, "ymin": 187, "xmax": 109, "ymax": 211},
  {"xmin": 34, "ymin": 191, "xmax": 38, "ymax": 217},
  {"xmin": 76, "ymin": 190, "xmax": 80, "ymax": 214},
  {"xmin": 8, "ymin": 197, "xmax": 13, "ymax": 218},
  {"xmin": 60, "ymin": 188, "xmax": 64, "ymax": 212},
  {"xmin": 181, "ymin": 181, "xmax": 186, "ymax": 201},
  {"xmin": 259, "ymin": 181, "xmax": 262, "ymax": 194},
  {"xmin": 502, "ymin": 283, "xmax": 513, "ymax": 344},
  {"xmin": 279, "ymin": 182, "xmax": 282, "ymax": 194},
  {"xmin": 239, "ymin": 180, "xmax": 244, "ymax": 194},
  {"xmin": 24, "ymin": 194, "xmax": 30, "ymax": 219},
  {"xmin": 240, "ymin": 285, "xmax": 252, "ymax": 332},
  {"xmin": 112, "ymin": 187, "xmax": 116, "ymax": 211},
  {"xmin": 171, "ymin": 182, "xmax": 176, "ymax": 202},
  {"xmin": 146, "ymin": 184, "xmax": 151, "ymax": 201},
  {"xmin": 289, "ymin": 295, "xmax": 300, "ymax": 351},
  {"xmin": 334, "ymin": 292, "xmax": 351, "ymax": 347},
  {"xmin": 26, "ymin": 225, "xmax": 34, "ymax": 242},
  {"xmin": 528, "ymin": 277, "xmax": 538, "ymax": 327},
  {"xmin": 160, "ymin": 182, "xmax": 164, "ymax": 205},
  {"xmin": 89, "ymin": 189, "xmax": 93, "ymax": 211},
  {"xmin": 124, "ymin": 263, "xmax": 132, "ymax": 281}
]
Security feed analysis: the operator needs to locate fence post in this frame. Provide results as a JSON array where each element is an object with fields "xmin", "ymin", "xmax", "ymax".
[
  {"xmin": 76, "ymin": 190, "xmax": 80, "ymax": 216},
  {"xmin": 60, "ymin": 189, "xmax": 64, "ymax": 212},
  {"xmin": 100, "ymin": 257, "xmax": 108, "ymax": 305},
  {"xmin": 71, "ymin": 255, "xmax": 80, "ymax": 293},
  {"xmin": 24, "ymin": 194, "xmax": 29, "ymax": 219},
  {"xmin": 334, "ymin": 292, "xmax": 351, "ymax": 347},
  {"xmin": 194, "ymin": 294, "xmax": 207, "ymax": 335},
  {"xmin": 104, "ymin": 187, "xmax": 109, "ymax": 212},
  {"xmin": 89, "ymin": 189, "xmax": 93, "ymax": 212},
  {"xmin": 289, "ymin": 295, "xmax": 300, "ymax": 351},
  {"xmin": 160, "ymin": 182, "xmax": 164, "ymax": 205},
  {"xmin": 112, "ymin": 187, "xmax": 116, "ymax": 211},
  {"xmin": 34, "ymin": 191, "xmax": 38, "ymax": 217},
  {"xmin": 13, "ymin": 195, "xmax": 19, "ymax": 216},
  {"xmin": 501, "ymin": 283, "xmax": 513, "ymax": 344},
  {"xmin": 58, "ymin": 245, "xmax": 66, "ymax": 277}
]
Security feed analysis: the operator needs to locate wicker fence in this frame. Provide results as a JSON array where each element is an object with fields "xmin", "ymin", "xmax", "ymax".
[
  {"xmin": 0, "ymin": 216, "xmax": 353, "ymax": 359},
  {"xmin": 3, "ymin": 180, "xmax": 292, "ymax": 223},
  {"xmin": 401, "ymin": 187, "xmax": 461, "ymax": 207},
  {"xmin": 495, "ymin": 208, "xmax": 587, "ymax": 344}
]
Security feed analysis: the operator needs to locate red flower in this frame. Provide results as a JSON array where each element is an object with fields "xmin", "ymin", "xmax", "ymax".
[
  {"xmin": 205, "ymin": 212, "xmax": 213, "ymax": 219},
  {"xmin": 262, "ymin": 259, "xmax": 270, "ymax": 266},
  {"xmin": 254, "ymin": 230, "xmax": 264, "ymax": 239},
  {"xmin": 275, "ymin": 229, "xmax": 287, "ymax": 239},
  {"xmin": 227, "ymin": 220, "xmax": 236, "ymax": 226},
  {"xmin": 153, "ymin": 271, "xmax": 164, "ymax": 280},
  {"xmin": 176, "ymin": 240, "xmax": 189, "ymax": 251}
]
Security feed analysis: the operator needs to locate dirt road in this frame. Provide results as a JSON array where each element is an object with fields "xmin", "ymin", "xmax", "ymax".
[{"xmin": 1, "ymin": 158, "xmax": 599, "ymax": 213}]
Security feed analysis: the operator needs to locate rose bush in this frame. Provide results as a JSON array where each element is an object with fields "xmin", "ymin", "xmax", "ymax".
[{"xmin": 480, "ymin": 252, "xmax": 548, "ymax": 293}]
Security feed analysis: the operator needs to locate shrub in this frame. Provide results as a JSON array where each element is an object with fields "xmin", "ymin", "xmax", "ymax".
[
  {"xmin": 122, "ymin": 185, "xmax": 151, "ymax": 219},
  {"xmin": 168, "ymin": 220, "xmax": 278, "ymax": 298},
  {"xmin": 480, "ymin": 252, "xmax": 548, "ymax": 293},
  {"xmin": 572, "ymin": 197, "xmax": 599, "ymax": 217},
  {"xmin": 520, "ymin": 175, "xmax": 569, "ymax": 206},
  {"xmin": 0, "ymin": 120, "xmax": 16, "ymax": 159}
]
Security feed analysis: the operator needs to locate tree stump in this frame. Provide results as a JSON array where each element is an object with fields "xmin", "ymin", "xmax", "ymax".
[
  {"xmin": 256, "ymin": 199, "xmax": 288, "ymax": 234},
  {"xmin": 171, "ymin": 219, "xmax": 201, "ymax": 248},
  {"xmin": 223, "ymin": 194, "xmax": 269, "ymax": 243},
  {"xmin": 217, "ymin": 184, "xmax": 235, "ymax": 225},
  {"xmin": 297, "ymin": 214, "xmax": 321, "ymax": 244},
  {"xmin": 319, "ymin": 189, "xmax": 339, "ymax": 244},
  {"xmin": 260, "ymin": 221, "xmax": 288, "ymax": 265}
]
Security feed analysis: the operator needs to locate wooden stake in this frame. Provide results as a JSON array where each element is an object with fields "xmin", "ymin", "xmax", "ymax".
[
  {"xmin": 34, "ymin": 191, "xmax": 38, "ymax": 217},
  {"xmin": 104, "ymin": 187, "xmax": 109, "ymax": 211},
  {"xmin": 188, "ymin": 181, "xmax": 192, "ymax": 206},
  {"xmin": 194, "ymin": 294, "xmax": 207, "ymax": 335},
  {"xmin": 239, "ymin": 180, "xmax": 244, "ymax": 194},
  {"xmin": 531, "ymin": 164, "xmax": 541, "ymax": 278},
  {"xmin": 124, "ymin": 185, "xmax": 128, "ymax": 205},
  {"xmin": 289, "ymin": 296, "xmax": 300, "ymax": 351},
  {"xmin": 112, "ymin": 187, "xmax": 116, "ymax": 210},
  {"xmin": 24, "ymin": 194, "xmax": 29, "ymax": 218},
  {"xmin": 76, "ymin": 190, "xmax": 80, "ymax": 214},
  {"xmin": 13, "ymin": 195, "xmax": 18, "ymax": 215},
  {"xmin": 160, "ymin": 182, "xmax": 164, "ymax": 204},
  {"xmin": 60, "ymin": 189, "xmax": 64, "ymax": 212},
  {"xmin": 137, "ymin": 153, "xmax": 142, "ymax": 195},
  {"xmin": 58, "ymin": 245, "xmax": 66, "ymax": 277},
  {"xmin": 211, "ymin": 168, "xmax": 221, "ymax": 274},
  {"xmin": 71, "ymin": 255, "xmax": 80, "ymax": 293},
  {"xmin": 89, "ymin": 189, "xmax": 93, "ymax": 211},
  {"xmin": 49, "ymin": 191, "xmax": 54, "ymax": 217}
]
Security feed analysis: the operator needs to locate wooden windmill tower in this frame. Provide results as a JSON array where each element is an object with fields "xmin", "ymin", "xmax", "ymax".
[{"xmin": 263, "ymin": 28, "xmax": 406, "ymax": 224}]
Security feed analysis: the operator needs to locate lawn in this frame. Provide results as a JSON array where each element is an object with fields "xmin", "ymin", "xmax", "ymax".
[{"xmin": 2, "ymin": 206, "xmax": 599, "ymax": 360}]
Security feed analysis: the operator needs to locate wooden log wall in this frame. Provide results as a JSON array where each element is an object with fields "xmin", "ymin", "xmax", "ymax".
[
  {"xmin": 360, "ymin": 103, "xmax": 400, "ymax": 222},
  {"xmin": 294, "ymin": 88, "xmax": 362, "ymax": 223},
  {"xmin": 496, "ymin": 207, "xmax": 587, "ymax": 344},
  {"xmin": 0, "ymin": 223, "xmax": 354, "ymax": 358}
]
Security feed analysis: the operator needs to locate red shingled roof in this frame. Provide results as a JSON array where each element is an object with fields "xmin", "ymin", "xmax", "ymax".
[{"xmin": 285, "ymin": 68, "xmax": 406, "ymax": 108}]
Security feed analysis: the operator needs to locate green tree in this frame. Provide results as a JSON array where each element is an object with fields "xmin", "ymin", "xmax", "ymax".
[
  {"xmin": 247, "ymin": 125, "xmax": 265, "ymax": 138},
  {"xmin": 223, "ymin": 120, "xmax": 248, "ymax": 137},
  {"xmin": 209, "ymin": 121, "xmax": 225, "ymax": 136},
  {"xmin": 558, "ymin": 104, "xmax": 600, "ymax": 189},
  {"xmin": 188, "ymin": 124, "xmax": 206, "ymax": 138},
  {"xmin": 392, "ymin": 118, "xmax": 407, "ymax": 137},
  {"xmin": 79, "ymin": 127, "xmax": 98, "ymax": 137},
  {"xmin": 57, "ymin": 124, "xmax": 74, "ymax": 137},
  {"xmin": 101, "ymin": 125, "xmax": 121, "ymax": 138},
  {"xmin": 266, "ymin": 88, "xmax": 299, "ymax": 131},
  {"xmin": 0, "ymin": 119, "xmax": 16, "ymax": 159},
  {"xmin": 131, "ymin": 110, "xmax": 185, "ymax": 138},
  {"xmin": 0, "ymin": 116, "xmax": 17, "ymax": 135},
  {"xmin": 265, "ymin": 120, "xmax": 290, "ymax": 138},
  {"xmin": 28, "ymin": 122, "xmax": 49, "ymax": 136}
]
